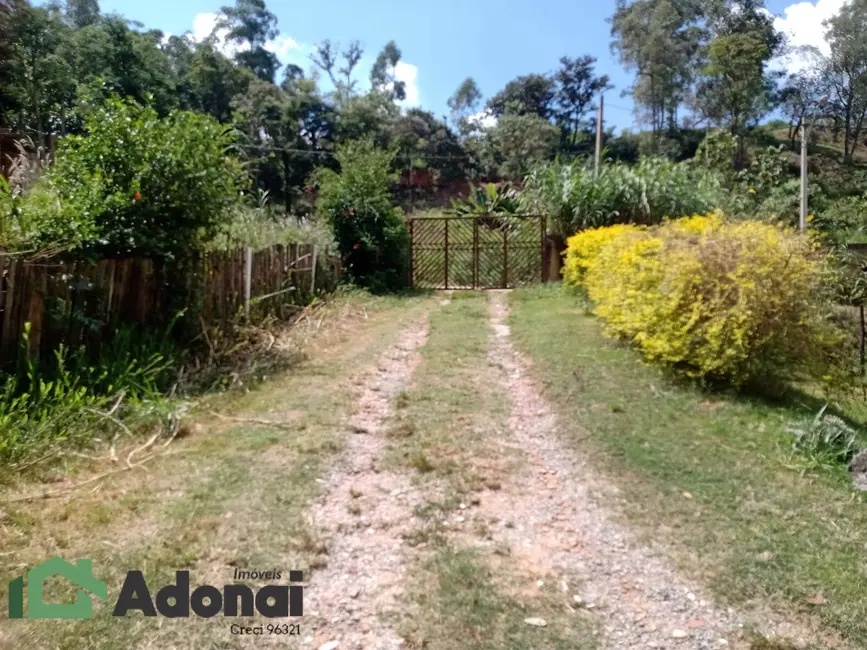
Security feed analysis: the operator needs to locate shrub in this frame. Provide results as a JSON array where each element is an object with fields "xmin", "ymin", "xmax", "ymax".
[
  {"xmin": 562, "ymin": 223, "xmax": 644, "ymax": 287},
  {"xmin": 521, "ymin": 157, "xmax": 722, "ymax": 235},
  {"xmin": 29, "ymin": 97, "xmax": 247, "ymax": 258},
  {"xmin": 450, "ymin": 182, "xmax": 521, "ymax": 217},
  {"xmin": 574, "ymin": 214, "xmax": 842, "ymax": 386},
  {"xmin": 313, "ymin": 140, "xmax": 409, "ymax": 293}
]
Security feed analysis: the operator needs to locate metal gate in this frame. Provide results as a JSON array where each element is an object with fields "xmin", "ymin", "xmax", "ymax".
[{"xmin": 408, "ymin": 215, "xmax": 546, "ymax": 290}]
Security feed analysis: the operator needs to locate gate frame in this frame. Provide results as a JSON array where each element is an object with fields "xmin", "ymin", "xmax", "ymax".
[{"xmin": 407, "ymin": 214, "xmax": 547, "ymax": 290}]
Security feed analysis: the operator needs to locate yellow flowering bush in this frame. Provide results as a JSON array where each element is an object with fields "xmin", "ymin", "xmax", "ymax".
[
  {"xmin": 566, "ymin": 213, "xmax": 843, "ymax": 386},
  {"xmin": 562, "ymin": 224, "xmax": 643, "ymax": 286}
]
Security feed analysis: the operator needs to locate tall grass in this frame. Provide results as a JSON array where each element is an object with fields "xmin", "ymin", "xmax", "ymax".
[
  {"xmin": 521, "ymin": 157, "xmax": 723, "ymax": 235},
  {"xmin": 0, "ymin": 322, "xmax": 182, "ymax": 472}
]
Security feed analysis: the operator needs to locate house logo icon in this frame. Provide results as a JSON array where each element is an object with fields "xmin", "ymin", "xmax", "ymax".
[{"xmin": 8, "ymin": 557, "xmax": 107, "ymax": 619}]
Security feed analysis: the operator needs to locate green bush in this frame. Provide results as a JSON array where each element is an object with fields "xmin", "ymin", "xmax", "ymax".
[
  {"xmin": 313, "ymin": 140, "xmax": 409, "ymax": 293},
  {"xmin": 450, "ymin": 182, "xmax": 521, "ymax": 216},
  {"xmin": 521, "ymin": 157, "xmax": 721, "ymax": 235},
  {"xmin": 27, "ymin": 97, "xmax": 248, "ymax": 258}
]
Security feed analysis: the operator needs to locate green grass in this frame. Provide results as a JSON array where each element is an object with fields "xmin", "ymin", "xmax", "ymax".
[
  {"xmin": 388, "ymin": 292, "xmax": 597, "ymax": 650},
  {"xmin": 385, "ymin": 293, "xmax": 510, "ymax": 492},
  {"xmin": 509, "ymin": 285, "xmax": 867, "ymax": 648},
  {"xmin": 401, "ymin": 545, "xmax": 597, "ymax": 650}
]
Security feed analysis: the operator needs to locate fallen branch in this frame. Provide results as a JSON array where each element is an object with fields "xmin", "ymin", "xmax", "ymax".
[
  {"xmin": 209, "ymin": 410, "xmax": 297, "ymax": 431},
  {"xmin": 3, "ymin": 440, "xmax": 185, "ymax": 504}
]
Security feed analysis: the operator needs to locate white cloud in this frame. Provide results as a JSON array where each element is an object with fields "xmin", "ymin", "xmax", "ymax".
[
  {"xmin": 468, "ymin": 110, "xmax": 497, "ymax": 129},
  {"xmin": 265, "ymin": 35, "xmax": 300, "ymax": 60},
  {"xmin": 191, "ymin": 12, "xmax": 248, "ymax": 58},
  {"xmin": 773, "ymin": 0, "xmax": 849, "ymax": 71},
  {"xmin": 394, "ymin": 61, "xmax": 420, "ymax": 107}
]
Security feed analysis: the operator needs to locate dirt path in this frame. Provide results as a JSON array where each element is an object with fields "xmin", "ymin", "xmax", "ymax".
[
  {"xmin": 477, "ymin": 291, "xmax": 797, "ymax": 650},
  {"xmin": 302, "ymin": 315, "xmax": 433, "ymax": 649}
]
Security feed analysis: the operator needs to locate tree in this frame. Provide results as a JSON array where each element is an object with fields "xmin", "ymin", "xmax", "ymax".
[
  {"xmin": 447, "ymin": 76, "xmax": 482, "ymax": 133},
  {"xmin": 310, "ymin": 39, "xmax": 363, "ymax": 99},
  {"xmin": 822, "ymin": 0, "xmax": 867, "ymax": 163},
  {"xmin": 6, "ymin": 1, "xmax": 73, "ymax": 138},
  {"xmin": 186, "ymin": 40, "xmax": 251, "ymax": 122},
  {"xmin": 778, "ymin": 51, "xmax": 824, "ymax": 150},
  {"xmin": 217, "ymin": 0, "xmax": 279, "ymax": 83},
  {"xmin": 610, "ymin": 0, "xmax": 706, "ymax": 138},
  {"xmin": 370, "ymin": 40, "xmax": 406, "ymax": 102},
  {"xmin": 391, "ymin": 108, "xmax": 467, "ymax": 182},
  {"xmin": 64, "ymin": 0, "xmax": 98, "ymax": 28},
  {"xmin": 553, "ymin": 55, "xmax": 611, "ymax": 146},
  {"xmin": 487, "ymin": 73, "xmax": 555, "ymax": 120},
  {"xmin": 62, "ymin": 17, "xmax": 177, "ymax": 117},
  {"xmin": 696, "ymin": 31, "xmax": 773, "ymax": 165},
  {"xmin": 488, "ymin": 114, "xmax": 559, "ymax": 180}
]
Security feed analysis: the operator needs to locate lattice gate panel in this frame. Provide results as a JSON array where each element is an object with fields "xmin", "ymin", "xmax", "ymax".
[
  {"xmin": 409, "ymin": 216, "xmax": 545, "ymax": 290},
  {"xmin": 410, "ymin": 219, "xmax": 446, "ymax": 289}
]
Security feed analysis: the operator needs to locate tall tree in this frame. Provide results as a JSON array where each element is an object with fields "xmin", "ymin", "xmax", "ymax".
[
  {"xmin": 447, "ymin": 76, "xmax": 482, "ymax": 133},
  {"xmin": 217, "ymin": 0, "xmax": 279, "ymax": 83},
  {"xmin": 610, "ymin": 0, "xmax": 706, "ymax": 138},
  {"xmin": 695, "ymin": 32, "xmax": 772, "ymax": 164},
  {"xmin": 487, "ymin": 74, "xmax": 555, "ymax": 120},
  {"xmin": 6, "ymin": 0, "xmax": 72, "ymax": 138},
  {"xmin": 310, "ymin": 39, "xmax": 363, "ymax": 99},
  {"xmin": 370, "ymin": 40, "xmax": 406, "ymax": 102},
  {"xmin": 822, "ymin": 0, "xmax": 867, "ymax": 163},
  {"xmin": 553, "ymin": 55, "xmax": 611, "ymax": 146},
  {"xmin": 64, "ymin": 0, "xmax": 98, "ymax": 28},
  {"xmin": 186, "ymin": 40, "xmax": 251, "ymax": 122},
  {"xmin": 487, "ymin": 113, "xmax": 559, "ymax": 180}
]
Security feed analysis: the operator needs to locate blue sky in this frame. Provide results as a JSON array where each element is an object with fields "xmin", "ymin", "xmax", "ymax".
[{"xmin": 99, "ymin": 0, "xmax": 846, "ymax": 131}]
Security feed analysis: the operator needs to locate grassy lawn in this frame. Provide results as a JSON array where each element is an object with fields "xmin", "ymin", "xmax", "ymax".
[
  {"xmin": 0, "ymin": 292, "xmax": 433, "ymax": 650},
  {"xmin": 509, "ymin": 285, "xmax": 867, "ymax": 648}
]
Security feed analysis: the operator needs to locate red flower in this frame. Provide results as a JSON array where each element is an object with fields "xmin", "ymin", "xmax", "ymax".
[
  {"xmin": 375, "ymin": 247, "xmax": 380, "ymax": 253},
  {"xmin": 353, "ymin": 243, "xmax": 360, "ymax": 249},
  {"xmin": 305, "ymin": 185, "xmax": 313, "ymax": 193},
  {"xmin": 133, "ymin": 191, "xmax": 141, "ymax": 201}
]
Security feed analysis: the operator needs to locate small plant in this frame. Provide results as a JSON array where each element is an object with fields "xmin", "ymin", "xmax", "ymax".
[
  {"xmin": 450, "ymin": 183, "xmax": 522, "ymax": 217},
  {"xmin": 788, "ymin": 404, "xmax": 862, "ymax": 469}
]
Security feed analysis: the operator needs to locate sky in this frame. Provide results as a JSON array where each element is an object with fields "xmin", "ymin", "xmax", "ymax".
[{"xmin": 97, "ymin": 0, "xmax": 850, "ymax": 132}]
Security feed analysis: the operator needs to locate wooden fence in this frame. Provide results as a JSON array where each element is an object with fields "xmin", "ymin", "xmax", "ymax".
[{"xmin": 0, "ymin": 244, "xmax": 339, "ymax": 367}]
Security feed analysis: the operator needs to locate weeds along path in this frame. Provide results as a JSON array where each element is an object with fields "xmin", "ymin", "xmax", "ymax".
[
  {"xmin": 482, "ymin": 291, "xmax": 787, "ymax": 650},
  {"xmin": 300, "ymin": 313, "xmax": 433, "ymax": 650},
  {"xmin": 0, "ymin": 294, "xmax": 435, "ymax": 650}
]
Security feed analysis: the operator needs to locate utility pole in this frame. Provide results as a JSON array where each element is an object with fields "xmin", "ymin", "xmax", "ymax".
[
  {"xmin": 800, "ymin": 95, "xmax": 828, "ymax": 234},
  {"xmin": 800, "ymin": 122, "xmax": 808, "ymax": 233},
  {"xmin": 595, "ymin": 95, "xmax": 604, "ymax": 177}
]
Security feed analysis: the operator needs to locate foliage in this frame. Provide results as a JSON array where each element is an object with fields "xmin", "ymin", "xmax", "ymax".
[
  {"xmin": 562, "ymin": 223, "xmax": 644, "ymax": 286},
  {"xmin": 817, "ymin": 193, "xmax": 867, "ymax": 244},
  {"xmin": 30, "ymin": 97, "xmax": 247, "ymax": 257},
  {"xmin": 788, "ymin": 404, "xmax": 863, "ymax": 469},
  {"xmin": 207, "ymin": 192, "xmax": 334, "ymax": 252},
  {"xmin": 313, "ymin": 140, "xmax": 408, "ymax": 293},
  {"xmin": 0, "ymin": 323, "xmax": 180, "ymax": 468},
  {"xmin": 522, "ymin": 157, "xmax": 721, "ymax": 235},
  {"xmin": 696, "ymin": 31, "xmax": 775, "ymax": 164},
  {"xmin": 571, "ymin": 215, "xmax": 843, "ymax": 386},
  {"xmin": 485, "ymin": 114, "xmax": 560, "ymax": 181},
  {"xmin": 450, "ymin": 183, "xmax": 521, "ymax": 217}
]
